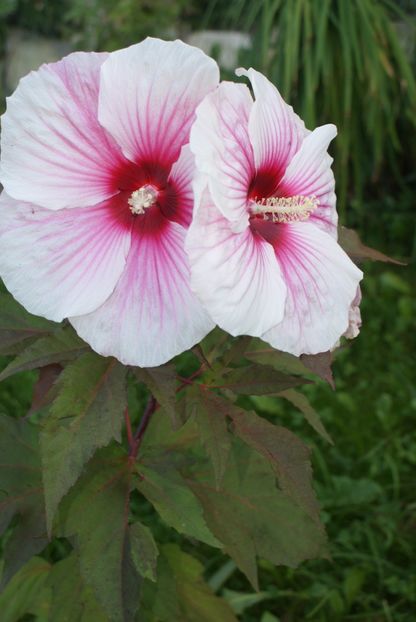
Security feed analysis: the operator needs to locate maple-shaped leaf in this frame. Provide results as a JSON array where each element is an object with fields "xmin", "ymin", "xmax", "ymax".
[
  {"xmin": 189, "ymin": 442, "xmax": 328, "ymax": 589},
  {"xmin": 140, "ymin": 544, "xmax": 238, "ymax": 622},
  {"xmin": 56, "ymin": 446, "xmax": 140, "ymax": 622},
  {"xmin": 0, "ymin": 325, "xmax": 88, "ymax": 381},
  {"xmin": 0, "ymin": 556, "xmax": 51, "ymax": 621},
  {"xmin": 0, "ymin": 416, "xmax": 48, "ymax": 589},
  {"xmin": 0, "ymin": 292, "xmax": 56, "ymax": 356},
  {"xmin": 41, "ymin": 352, "xmax": 128, "ymax": 534},
  {"xmin": 338, "ymin": 226, "xmax": 405, "ymax": 265}
]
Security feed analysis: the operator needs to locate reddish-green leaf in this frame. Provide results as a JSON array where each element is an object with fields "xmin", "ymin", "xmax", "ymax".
[
  {"xmin": 41, "ymin": 352, "xmax": 127, "ymax": 534},
  {"xmin": 134, "ymin": 364, "xmax": 179, "ymax": 428},
  {"xmin": 0, "ymin": 292, "xmax": 56, "ymax": 355},
  {"xmin": 280, "ymin": 389, "xmax": 333, "ymax": 444},
  {"xmin": 0, "ymin": 416, "xmax": 47, "ymax": 589},
  {"xmin": 0, "ymin": 326, "xmax": 88, "ymax": 381},
  {"xmin": 215, "ymin": 364, "xmax": 310, "ymax": 395},
  {"xmin": 338, "ymin": 226, "xmax": 405, "ymax": 265},
  {"xmin": 141, "ymin": 545, "xmax": 238, "ymax": 622},
  {"xmin": 48, "ymin": 553, "xmax": 108, "ymax": 622},
  {"xmin": 300, "ymin": 351, "xmax": 334, "ymax": 388},
  {"xmin": 130, "ymin": 521, "xmax": 158, "ymax": 582},
  {"xmin": 228, "ymin": 406, "xmax": 321, "ymax": 522},
  {"xmin": 0, "ymin": 556, "xmax": 51, "ymax": 621},
  {"xmin": 56, "ymin": 446, "xmax": 139, "ymax": 622},
  {"xmin": 137, "ymin": 463, "xmax": 220, "ymax": 548},
  {"xmin": 186, "ymin": 387, "xmax": 232, "ymax": 487},
  {"xmin": 190, "ymin": 443, "xmax": 328, "ymax": 589}
]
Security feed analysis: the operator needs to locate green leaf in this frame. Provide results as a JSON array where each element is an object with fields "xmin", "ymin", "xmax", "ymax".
[
  {"xmin": 130, "ymin": 521, "xmax": 158, "ymax": 582},
  {"xmin": 280, "ymin": 389, "xmax": 333, "ymax": 444},
  {"xmin": 0, "ymin": 325, "xmax": 88, "ymax": 381},
  {"xmin": 56, "ymin": 447, "xmax": 140, "ymax": 622},
  {"xmin": 142, "ymin": 544, "xmax": 238, "ymax": 622},
  {"xmin": 214, "ymin": 364, "xmax": 309, "ymax": 394},
  {"xmin": 186, "ymin": 387, "xmax": 232, "ymax": 488},
  {"xmin": 338, "ymin": 226, "xmax": 405, "ymax": 265},
  {"xmin": 0, "ymin": 416, "xmax": 48, "ymax": 589},
  {"xmin": 47, "ymin": 553, "xmax": 108, "ymax": 622},
  {"xmin": 190, "ymin": 442, "xmax": 328, "ymax": 589},
  {"xmin": 227, "ymin": 406, "xmax": 322, "ymax": 522},
  {"xmin": 41, "ymin": 352, "xmax": 127, "ymax": 533},
  {"xmin": 0, "ymin": 556, "xmax": 51, "ymax": 622},
  {"xmin": 134, "ymin": 364, "xmax": 179, "ymax": 428},
  {"xmin": 137, "ymin": 463, "xmax": 220, "ymax": 548},
  {"xmin": 0, "ymin": 292, "xmax": 55, "ymax": 355}
]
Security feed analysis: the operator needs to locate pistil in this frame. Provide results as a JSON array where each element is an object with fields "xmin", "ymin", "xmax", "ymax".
[{"xmin": 128, "ymin": 185, "xmax": 158, "ymax": 215}]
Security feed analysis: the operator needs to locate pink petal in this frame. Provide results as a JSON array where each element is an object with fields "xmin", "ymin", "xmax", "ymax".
[
  {"xmin": 0, "ymin": 52, "xmax": 127, "ymax": 210},
  {"xmin": 185, "ymin": 189, "xmax": 286, "ymax": 337},
  {"xmin": 98, "ymin": 38, "xmax": 219, "ymax": 169},
  {"xmin": 71, "ymin": 212, "xmax": 214, "ymax": 367},
  {"xmin": 278, "ymin": 125, "xmax": 338, "ymax": 236},
  {"xmin": 236, "ymin": 68, "xmax": 306, "ymax": 183},
  {"xmin": 165, "ymin": 144, "xmax": 195, "ymax": 228},
  {"xmin": 0, "ymin": 192, "xmax": 131, "ymax": 321},
  {"xmin": 190, "ymin": 81, "xmax": 254, "ymax": 232},
  {"xmin": 261, "ymin": 222, "xmax": 363, "ymax": 355}
]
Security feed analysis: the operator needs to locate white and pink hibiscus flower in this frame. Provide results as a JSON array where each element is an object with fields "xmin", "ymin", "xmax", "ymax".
[
  {"xmin": 0, "ymin": 38, "xmax": 219, "ymax": 366},
  {"xmin": 186, "ymin": 69, "xmax": 363, "ymax": 355}
]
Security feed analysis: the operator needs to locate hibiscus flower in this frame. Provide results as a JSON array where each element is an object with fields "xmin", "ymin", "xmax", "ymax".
[
  {"xmin": 186, "ymin": 69, "xmax": 363, "ymax": 355},
  {"xmin": 0, "ymin": 38, "xmax": 219, "ymax": 366}
]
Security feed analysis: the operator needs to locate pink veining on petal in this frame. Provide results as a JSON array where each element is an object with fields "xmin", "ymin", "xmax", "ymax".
[
  {"xmin": 185, "ymin": 188, "xmax": 286, "ymax": 336},
  {"xmin": 99, "ymin": 38, "xmax": 220, "ymax": 169},
  {"xmin": 190, "ymin": 81, "xmax": 254, "ymax": 231},
  {"xmin": 0, "ymin": 52, "xmax": 130, "ymax": 209},
  {"xmin": 237, "ymin": 68, "xmax": 306, "ymax": 183},
  {"xmin": 258, "ymin": 222, "xmax": 363, "ymax": 355},
  {"xmin": 71, "ymin": 210, "xmax": 214, "ymax": 367},
  {"xmin": 0, "ymin": 192, "xmax": 132, "ymax": 321}
]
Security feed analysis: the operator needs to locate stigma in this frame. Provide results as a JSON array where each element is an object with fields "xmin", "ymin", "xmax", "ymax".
[
  {"xmin": 128, "ymin": 185, "xmax": 158, "ymax": 215},
  {"xmin": 251, "ymin": 195, "xmax": 319, "ymax": 223}
]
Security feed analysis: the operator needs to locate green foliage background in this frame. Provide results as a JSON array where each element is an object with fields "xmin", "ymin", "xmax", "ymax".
[{"xmin": 0, "ymin": 1, "xmax": 415, "ymax": 621}]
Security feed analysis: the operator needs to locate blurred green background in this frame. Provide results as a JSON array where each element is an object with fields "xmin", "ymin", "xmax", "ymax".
[{"xmin": 0, "ymin": 1, "xmax": 415, "ymax": 620}]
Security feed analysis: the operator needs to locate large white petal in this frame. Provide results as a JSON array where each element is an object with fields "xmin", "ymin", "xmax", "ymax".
[
  {"xmin": 99, "ymin": 38, "xmax": 219, "ymax": 168},
  {"xmin": 190, "ymin": 81, "xmax": 254, "ymax": 232},
  {"xmin": 0, "ymin": 192, "xmax": 131, "ymax": 321},
  {"xmin": 71, "ymin": 212, "xmax": 214, "ymax": 367},
  {"xmin": 186, "ymin": 189, "xmax": 286, "ymax": 337},
  {"xmin": 236, "ymin": 68, "xmax": 306, "ymax": 178},
  {"xmin": 262, "ymin": 222, "xmax": 363, "ymax": 355},
  {"xmin": 278, "ymin": 125, "xmax": 338, "ymax": 236},
  {"xmin": 0, "ymin": 52, "xmax": 126, "ymax": 210}
]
